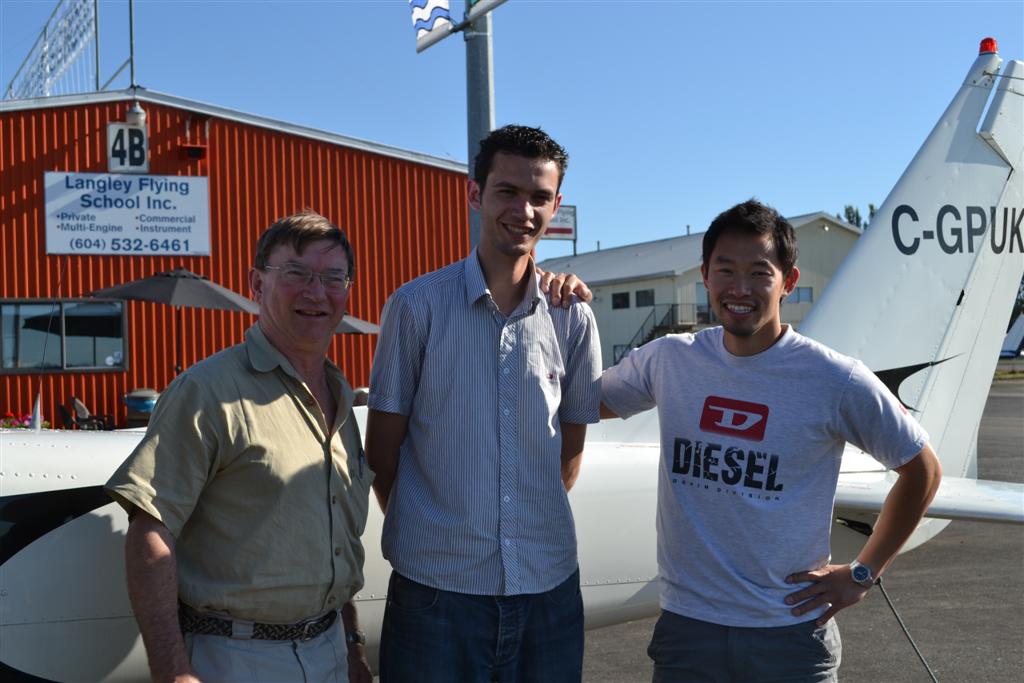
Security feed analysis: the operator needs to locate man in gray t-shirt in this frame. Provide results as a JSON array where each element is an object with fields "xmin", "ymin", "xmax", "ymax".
[{"xmin": 601, "ymin": 199, "xmax": 942, "ymax": 683}]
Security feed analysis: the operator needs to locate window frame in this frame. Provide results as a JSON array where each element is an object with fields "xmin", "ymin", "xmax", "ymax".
[
  {"xmin": 785, "ymin": 287, "xmax": 814, "ymax": 304},
  {"xmin": 635, "ymin": 289, "xmax": 655, "ymax": 307},
  {"xmin": 0, "ymin": 298, "xmax": 129, "ymax": 375}
]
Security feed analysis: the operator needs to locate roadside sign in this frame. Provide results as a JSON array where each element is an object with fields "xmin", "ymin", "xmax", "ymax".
[{"xmin": 544, "ymin": 204, "xmax": 577, "ymax": 241}]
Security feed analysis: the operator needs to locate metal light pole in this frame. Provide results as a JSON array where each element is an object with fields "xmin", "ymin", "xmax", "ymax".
[
  {"xmin": 464, "ymin": 3, "xmax": 495, "ymax": 248},
  {"xmin": 413, "ymin": 1, "xmax": 505, "ymax": 247}
]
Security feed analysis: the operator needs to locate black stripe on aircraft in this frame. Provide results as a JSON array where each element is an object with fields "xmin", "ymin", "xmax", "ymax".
[
  {"xmin": 0, "ymin": 662, "xmax": 59, "ymax": 682},
  {"xmin": 0, "ymin": 485, "xmax": 110, "ymax": 567},
  {"xmin": 873, "ymin": 357, "xmax": 956, "ymax": 411},
  {"xmin": 0, "ymin": 487, "xmax": 117, "ymax": 682}
]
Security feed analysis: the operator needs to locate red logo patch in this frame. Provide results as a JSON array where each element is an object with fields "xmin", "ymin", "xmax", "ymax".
[{"xmin": 700, "ymin": 396, "xmax": 769, "ymax": 442}]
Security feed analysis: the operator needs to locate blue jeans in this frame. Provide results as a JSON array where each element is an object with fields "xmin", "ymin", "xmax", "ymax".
[
  {"xmin": 648, "ymin": 610, "xmax": 841, "ymax": 683},
  {"xmin": 379, "ymin": 569, "xmax": 584, "ymax": 683}
]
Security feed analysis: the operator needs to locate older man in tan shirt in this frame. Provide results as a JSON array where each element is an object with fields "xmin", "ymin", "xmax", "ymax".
[{"xmin": 106, "ymin": 211, "xmax": 373, "ymax": 683}]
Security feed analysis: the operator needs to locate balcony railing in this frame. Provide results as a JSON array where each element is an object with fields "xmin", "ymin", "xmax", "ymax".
[{"xmin": 613, "ymin": 303, "xmax": 716, "ymax": 364}]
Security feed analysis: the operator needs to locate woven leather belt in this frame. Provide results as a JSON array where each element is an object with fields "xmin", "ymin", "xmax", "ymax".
[{"xmin": 179, "ymin": 607, "xmax": 337, "ymax": 641}]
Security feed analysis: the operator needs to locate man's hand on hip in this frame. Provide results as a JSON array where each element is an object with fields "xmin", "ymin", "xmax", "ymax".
[{"xmin": 784, "ymin": 563, "xmax": 871, "ymax": 625}]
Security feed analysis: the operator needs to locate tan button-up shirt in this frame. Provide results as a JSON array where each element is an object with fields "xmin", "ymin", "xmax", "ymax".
[{"xmin": 106, "ymin": 324, "xmax": 371, "ymax": 623}]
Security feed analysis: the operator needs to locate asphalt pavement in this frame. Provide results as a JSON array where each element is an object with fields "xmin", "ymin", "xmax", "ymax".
[{"xmin": 582, "ymin": 378, "xmax": 1024, "ymax": 683}]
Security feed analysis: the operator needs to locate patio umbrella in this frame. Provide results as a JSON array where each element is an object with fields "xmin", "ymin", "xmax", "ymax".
[
  {"xmin": 90, "ymin": 267, "xmax": 257, "ymax": 313},
  {"xmin": 90, "ymin": 267, "xmax": 378, "ymax": 372}
]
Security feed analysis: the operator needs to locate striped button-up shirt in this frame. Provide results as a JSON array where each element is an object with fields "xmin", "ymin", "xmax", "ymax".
[{"xmin": 368, "ymin": 249, "xmax": 601, "ymax": 596}]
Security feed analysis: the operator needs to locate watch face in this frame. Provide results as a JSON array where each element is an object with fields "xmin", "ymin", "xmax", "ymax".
[{"xmin": 852, "ymin": 564, "xmax": 871, "ymax": 583}]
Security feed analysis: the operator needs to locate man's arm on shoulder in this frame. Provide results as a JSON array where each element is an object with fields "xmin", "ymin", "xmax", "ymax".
[
  {"xmin": 365, "ymin": 409, "xmax": 409, "ymax": 510},
  {"xmin": 600, "ymin": 403, "xmax": 620, "ymax": 419},
  {"xmin": 785, "ymin": 444, "xmax": 942, "ymax": 624},
  {"xmin": 560, "ymin": 422, "xmax": 587, "ymax": 491},
  {"xmin": 537, "ymin": 268, "xmax": 592, "ymax": 308},
  {"xmin": 125, "ymin": 509, "xmax": 200, "ymax": 683}
]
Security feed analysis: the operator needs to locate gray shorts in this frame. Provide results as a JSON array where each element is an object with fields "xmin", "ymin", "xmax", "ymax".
[
  {"xmin": 185, "ymin": 615, "xmax": 349, "ymax": 683},
  {"xmin": 648, "ymin": 610, "xmax": 841, "ymax": 683}
]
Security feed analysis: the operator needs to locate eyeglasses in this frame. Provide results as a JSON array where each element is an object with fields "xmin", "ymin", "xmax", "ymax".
[{"xmin": 263, "ymin": 264, "xmax": 352, "ymax": 292}]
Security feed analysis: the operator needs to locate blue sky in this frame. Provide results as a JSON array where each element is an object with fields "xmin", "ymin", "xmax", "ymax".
[{"xmin": 3, "ymin": 0, "xmax": 1022, "ymax": 262}]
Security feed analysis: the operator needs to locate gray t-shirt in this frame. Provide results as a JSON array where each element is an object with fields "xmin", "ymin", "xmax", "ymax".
[{"xmin": 601, "ymin": 326, "xmax": 928, "ymax": 627}]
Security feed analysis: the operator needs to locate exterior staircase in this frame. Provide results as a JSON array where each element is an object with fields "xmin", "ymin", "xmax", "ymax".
[{"xmin": 613, "ymin": 303, "xmax": 716, "ymax": 364}]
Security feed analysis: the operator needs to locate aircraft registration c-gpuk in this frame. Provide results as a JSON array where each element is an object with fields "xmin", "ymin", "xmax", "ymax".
[{"xmin": 2, "ymin": 38, "xmax": 1023, "ymax": 682}]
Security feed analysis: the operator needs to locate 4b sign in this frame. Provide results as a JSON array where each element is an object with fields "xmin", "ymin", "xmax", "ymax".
[{"xmin": 108, "ymin": 123, "xmax": 149, "ymax": 173}]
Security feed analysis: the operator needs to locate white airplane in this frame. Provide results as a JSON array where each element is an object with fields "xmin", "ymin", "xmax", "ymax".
[{"xmin": 1, "ymin": 39, "xmax": 1022, "ymax": 682}]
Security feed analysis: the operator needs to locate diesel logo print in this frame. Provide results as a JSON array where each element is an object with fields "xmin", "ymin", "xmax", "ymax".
[{"xmin": 700, "ymin": 396, "xmax": 769, "ymax": 442}]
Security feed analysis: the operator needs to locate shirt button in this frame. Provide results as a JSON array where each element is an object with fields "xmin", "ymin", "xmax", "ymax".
[
  {"xmin": 334, "ymin": 547, "xmax": 342, "ymax": 556},
  {"xmin": 503, "ymin": 495, "xmax": 510, "ymax": 503},
  {"xmin": 504, "ymin": 538, "xmax": 511, "ymax": 546},
  {"xmin": 502, "ymin": 408, "xmax": 510, "ymax": 416},
  {"xmin": 502, "ymin": 367, "xmax": 510, "ymax": 375},
  {"xmin": 332, "ymin": 495, "xmax": 338, "ymax": 504}
]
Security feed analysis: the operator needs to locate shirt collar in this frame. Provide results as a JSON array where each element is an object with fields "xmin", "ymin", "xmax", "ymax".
[
  {"xmin": 244, "ymin": 323, "xmax": 353, "ymax": 410},
  {"xmin": 464, "ymin": 247, "xmax": 490, "ymax": 305},
  {"xmin": 464, "ymin": 247, "xmax": 543, "ymax": 315}
]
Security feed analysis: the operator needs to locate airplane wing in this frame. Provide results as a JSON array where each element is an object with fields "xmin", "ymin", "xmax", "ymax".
[{"xmin": 836, "ymin": 471, "xmax": 1024, "ymax": 524}]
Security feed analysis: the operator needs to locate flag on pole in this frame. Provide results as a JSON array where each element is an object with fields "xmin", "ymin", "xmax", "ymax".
[{"xmin": 410, "ymin": 1, "xmax": 452, "ymax": 52}]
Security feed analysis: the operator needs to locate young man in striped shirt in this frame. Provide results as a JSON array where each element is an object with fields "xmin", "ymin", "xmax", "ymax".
[{"xmin": 366, "ymin": 125, "xmax": 602, "ymax": 682}]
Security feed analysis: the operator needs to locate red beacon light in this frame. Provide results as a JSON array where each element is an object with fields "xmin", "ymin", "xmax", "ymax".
[{"xmin": 979, "ymin": 37, "xmax": 998, "ymax": 54}]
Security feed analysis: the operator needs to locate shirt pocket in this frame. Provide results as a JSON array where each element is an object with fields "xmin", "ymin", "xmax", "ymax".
[{"xmin": 528, "ymin": 347, "xmax": 565, "ymax": 404}]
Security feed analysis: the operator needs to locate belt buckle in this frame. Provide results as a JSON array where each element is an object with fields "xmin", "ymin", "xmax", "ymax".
[{"xmin": 299, "ymin": 617, "xmax": 317, "ymax": 640}]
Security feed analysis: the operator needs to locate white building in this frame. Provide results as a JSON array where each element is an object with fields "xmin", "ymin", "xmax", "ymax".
[{"xmin": 539, "ymin": 212, "xmax": 862, "ymax": 367}]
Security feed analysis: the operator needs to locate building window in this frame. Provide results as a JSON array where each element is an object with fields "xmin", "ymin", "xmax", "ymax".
[
  {"xmin": 636, "ymin": 289, "xmax": 655, "ymax": 307},
  {"xmin": 1, "ymin": 300, "xmax": 127, "ymax": 373},
  {"xmin": 785, "ymin": 287, "xmax": 814, "ymax": 304},
  {"xmin": 612, "ymin": 292, "xmax": 630, "ymax": 309}
]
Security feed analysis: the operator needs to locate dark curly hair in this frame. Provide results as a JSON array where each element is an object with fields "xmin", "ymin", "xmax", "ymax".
[
  {"xmin": 702, "ymin": 198, "xmax": 799, "ymax": 277},
  {"xmin": 473, "ymin": 125, "xmax": 569, "ymax": 190}
]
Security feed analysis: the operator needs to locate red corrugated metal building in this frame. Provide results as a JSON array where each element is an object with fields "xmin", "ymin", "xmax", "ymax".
[{"xmin": 0, "ymin": 89, "xmax": 468, "ymax": 427}]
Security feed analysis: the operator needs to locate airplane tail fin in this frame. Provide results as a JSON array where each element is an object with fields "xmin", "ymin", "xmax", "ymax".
[{"xmin": 801, "ymin": 39, "xmax": 1024, "ymax": 480}]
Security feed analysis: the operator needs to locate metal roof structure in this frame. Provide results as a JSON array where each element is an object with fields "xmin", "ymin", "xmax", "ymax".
[
  {"xmin": 0, "ymin": 87, "xmax": 467, "ymax": 174},
  {"xmin": 538, "ymin": 212, "xmax": 861, "ymax": 287}
]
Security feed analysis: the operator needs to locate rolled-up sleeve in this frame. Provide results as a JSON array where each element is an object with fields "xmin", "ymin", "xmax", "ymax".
[{"xmin": 105, "ymin": 374, "xmax": 221, "ymax": 537}]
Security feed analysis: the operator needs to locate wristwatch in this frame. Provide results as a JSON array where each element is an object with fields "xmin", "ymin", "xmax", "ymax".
[
  {"xmin": 849, "ymin": 560, "xmax": 876, "ymax": 587},
  {"xmin": 345, "ymin": 630, "xmax": 366, "ymax": 646}
]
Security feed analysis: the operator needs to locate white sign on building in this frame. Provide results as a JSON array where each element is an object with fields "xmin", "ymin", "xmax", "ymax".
[
  {"xmin": 44, "ymin": 172, "xmax": 211, "ymax": 256},
  {"xmin": 544, "ymin": 204, "xmax": 577, "ymax": 241}
]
